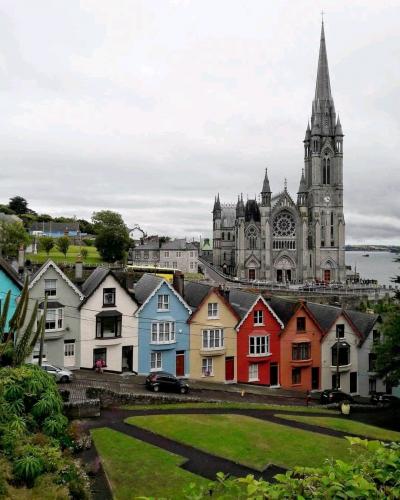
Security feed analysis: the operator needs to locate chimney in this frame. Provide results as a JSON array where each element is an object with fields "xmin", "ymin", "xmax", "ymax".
[
  {"xmin": 18, "ymin": 245, "xmax": 25, "ymax": 272},
  {"xmin": 173, "ymin": 271, "xmax": 184, "ymax": 297},
  {"xmin": 218, "ymin": 285, "xmax": 230, "ymax": 302},
  {"xmin": 75, "ymin": 254, "xmax": 83, "ymax": 282}
]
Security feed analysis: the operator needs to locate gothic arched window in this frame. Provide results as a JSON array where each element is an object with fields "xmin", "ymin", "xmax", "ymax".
[
  {"xmin": 247, "ymin": 226, "xmax": 257, "ymax": 250},
  {"xmin": 272, "ymin": 211, "xmax": 296, "ymax": 238},
  {"xmin": 322, "ymin": 156, "xmax": 331, "ymax": 185}
]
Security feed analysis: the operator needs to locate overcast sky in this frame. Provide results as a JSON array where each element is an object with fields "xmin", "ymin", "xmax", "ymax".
[{"xmin": 0, "ymin": 0, "xmax": 399, "ymax": 243}]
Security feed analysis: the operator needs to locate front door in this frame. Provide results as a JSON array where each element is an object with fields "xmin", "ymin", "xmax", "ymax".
[
  {"xmin": 270, "ymin": 363, "xmax": 279, "ymax": 386},
  {"xmin": 121, "ymin": 346, "xmax": 133, "ymax": 372},
  {"xmin": 225, "ymin": 357, "xmax": 234, "ymax": 381},
  {"xmin": 324, "ymin": 269, "xmax": 331, "ymax": 282},
  {"xmin": 176, "ymin": 351, "xmax": 185, "ymax": 377},
  {"xmin": 277, "ymin": 269, "xmax": 283, "ymax": 282},
  {"xmin": 350, "ymin": 371, "xmax": 358, "ymax": 393},
  {"xmin": 312, "ymin": 367, "xmax": 319, "ymax": 390},
  {"xmin": 286, "ymin": 270, "xmax": 292, "ymax": 283},
  {"xmin": 248, "ymin": 269, "xmax": 256, "ymax": 280},
  {"xmin": 64, "ymin": 340, "xmax": 75, "ymax": 367}
]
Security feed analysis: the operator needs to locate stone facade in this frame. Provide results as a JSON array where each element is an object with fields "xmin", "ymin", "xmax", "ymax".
[{"xmin": 212, "ymin": 22, "xmax": 346, "ymax": 283}]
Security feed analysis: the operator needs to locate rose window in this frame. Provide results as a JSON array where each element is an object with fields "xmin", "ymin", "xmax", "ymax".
[{"xmin": 273, "ymin": 212, "xmax": 296, "ymax": 238}]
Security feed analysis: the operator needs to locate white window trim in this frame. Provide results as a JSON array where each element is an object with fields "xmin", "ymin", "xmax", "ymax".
[
  {"xmin": 253, "ymin": 310, "xmax": 264, "ymax": 326},
  {"xmin": 202, "ymin": 329, "xmax": 224, "ymax": 350},
  {"xmin": 44, "ymin": 279, "xmax": 57, "ymax": 297},
  {"xmin": 44, "ymin": 308, "xmax": 64, "ymax": 332},
  {"xmin": 157, "ymin": 294, "xmax": 170, "ymax": 311},
  {"xmin": 150, "ymin": 351, "xmax": 162, "ymax": 371},
  {"xmin": 248, "ymin": 335, "xmax": 270, "ymax": 356},
  {"xmin": 202, "ymin": 357, "xmax": 213, "ymax": 377},
  {"xmin": 248, "ymin": 363, "xmax": 259, "ymax": 382},
  {"xmin": 207, "ymin": 303, "xmax": 219, "ymax": 319},
  {"xmin": 151, "ymin": 322, "xmax": 176, "ymax": 344}
]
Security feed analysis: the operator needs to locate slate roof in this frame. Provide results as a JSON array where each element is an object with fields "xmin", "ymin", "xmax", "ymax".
[
  {"xmin": 268, "ymin": 296, "xmax": 298, "ymax": 326},
  {"xmin": 306, "ymin": 301, "xmax": 342, "ymax": 332},
  {"xmin": 346, "ymin": 310, "xmax": 380, "ymax": 341},
  {"xmin": 228, "ymin": 288, "xmax": 258, "ymax": 320},
  {"xmin": 81, "ymin": 267, "xmax": 110, "ymax": 297},
  {"xmin": 134, "ymin": 241, "xmax": 160, "ymax": 251},
  {"xmin": 134, "ymin": 273, "xmax": 163, "ymax": 305},
  {"xmin": 29, "ymin": 221, "xmax": 80, "ymax": 233},
  {"xmin": 183, "ymin": 281, "xmax": 212, "ymax": 309},
  {"xmin": 0, "ymin": 257, "xmax": 23, "ymax": 288}
]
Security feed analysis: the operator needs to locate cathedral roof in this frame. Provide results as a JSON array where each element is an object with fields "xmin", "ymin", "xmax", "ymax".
[
  {"xmin": 261, "ymin": 168, "xmax": 271, "ymax": 193},
  {"xmin": 335, "ymin": 115, "xmax": 344, "ymax": 136},
  {"xmin": 245, "ymin": 199, "xmax": 261, "ymax": 222},
  {"xmin": 315, "ymin": 21, "xmax": 332, "ymax": 103}
]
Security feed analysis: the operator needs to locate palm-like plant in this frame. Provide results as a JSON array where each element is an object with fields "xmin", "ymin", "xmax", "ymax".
[
  {"xmin": 0, "ymin": 277, "xmax": 44, "ymax": 367},
  {"xmin": 13, "ymin": 455, "xmax": 43, "ymax": 485}
]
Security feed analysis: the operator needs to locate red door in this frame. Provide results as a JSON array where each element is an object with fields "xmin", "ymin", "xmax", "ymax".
[
  {"xmin": 324, "ymin": 269, "xmax": 331, "ymax": 282},
  {"xmin": 176, "ymin": 352, "xmax": 185, "ymax": 377},
  {"xmin": 225, "ymin": 357, "xmax": 234, "ymax": 381}
]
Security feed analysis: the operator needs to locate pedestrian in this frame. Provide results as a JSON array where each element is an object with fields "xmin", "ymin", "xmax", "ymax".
[
  {"xmin": 306, "ymin": 389, "xmax": 311, "ymax": 407},
  {"xmin": 95, "ymin": 358, "xmax": 103, "ymax": 374}
]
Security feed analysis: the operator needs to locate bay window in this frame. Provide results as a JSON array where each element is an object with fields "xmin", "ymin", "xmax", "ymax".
[
  {"xmin": 292, "ymin": 342, "xmax": 311, "ymax": 360},
  {"xmin": 249, "ymin": 336, "xmax": 270, "ymax": 355},
  {"xmin": 45, "ymin": 308, "xmax": 63, "ymax": 331},
  {"xmin": 202, "ymin": 329, "xmax": 223, "ymax": 349},
  {"xmin": 151, "ymin": 322, "xmax": 176, "ymax": 343},
  {"xmin": 96, "ymin": 314, "xmax": 122, "ymax": 338}
]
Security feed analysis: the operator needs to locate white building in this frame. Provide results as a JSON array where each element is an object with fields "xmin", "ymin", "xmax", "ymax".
[{"xmin": 79, "ymin": 267, "xmax": 139, "ymax": 373}]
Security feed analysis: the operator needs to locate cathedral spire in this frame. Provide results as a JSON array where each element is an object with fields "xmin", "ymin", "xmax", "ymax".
[
  {"xmin": 315, "ymin": 20, "xmax": 332, "ymax": 102},
  {"xmin": 261, "ymin": 168, "xmax": 271, "ymax": 193}
]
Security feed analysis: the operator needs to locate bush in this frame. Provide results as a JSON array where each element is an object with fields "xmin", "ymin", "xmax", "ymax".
[
  {"xmin": 13, "ymin": 455, "xmax": 43, "ymax": 486},
  {"xmin": 82, "ymin": 238, "xmax": 93, "ymax": 247},
  {"xmin": 60, "ymin": 389, "xmax": 70, "ymax": 403},
  {"xmin": 85, "ymin": 387, "xmax": 101, "ymax": 399}
]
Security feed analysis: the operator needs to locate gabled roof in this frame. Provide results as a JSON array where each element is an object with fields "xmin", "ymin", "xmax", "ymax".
[
  {"xmin": 79, "ymin": 267, "xmax": 137, "ymax": 309},
  {"xmin": 345, "ymin": 310, "xmax": 380, "ymax": 344},
  {"xmin": 188, "ymin": 287, "xmax": 240, "ymax": 324},
  {"xmin": 183, "ymin": 281, "xmax": 212, "ymax": 309},
  {"xmin": 0, "ymin": 258, "xmax": 23, "ymax": 289},
  {"xmin": 306, "ymin": 301, "xmax": 342, "ymax": 333},
  {"xmin": 268, "ymin": 296, "xmax": 298, "ymax": 325},
  {"xmin": 229, "ymin": 289, "xmax": 258, "ymax": 320},
  {"xmin": 29, "ymin": 259, "xmax": 84, "ymax": 300},
  {"xmin": 134, "ymin": 273, "xmax": 191, "ymax": 314},
  {"xmin": 234, "ymin": 293, "xmax": 284, "ymax": 331}
]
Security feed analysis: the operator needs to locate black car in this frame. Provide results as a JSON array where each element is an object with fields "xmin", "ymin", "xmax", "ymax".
[
  {"xmin": 370, "ymin": 392, "xmax": 400, "ymax": 407},
  {"xmin": 145, "ymin": 372, "xmax": 189, "ymax": 394},
  {"xmin": 320, "ymin": 389, "xmax": 354, "ymax": 404}
]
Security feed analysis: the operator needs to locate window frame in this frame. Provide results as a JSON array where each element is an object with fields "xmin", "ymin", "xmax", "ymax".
[
  {"xmin": 202, "ymin": 329, "xmax": 223, "ymax": 349},
  {"xmin": 296, "ymin": 316, "xmax": 306, "ymax": 332},
  {"xmin": 45, "ymin": 307, "xmax": 64, "ymax": 332},
  {"xmin": 248, "ymin": 363, "xmax": 259, "ymax": 382},
  {"xmin": 249, "ymin": 335, "xmax": 270, "ymax": 356},
  {"xmin": 292, "ymin": 342, "xmax": 311, "ymax": 361},
  {"xmin": 207, "ymin": 302, "xmax": 219, "ymax": 319},
  {"xmin": 253, "ymin": 310, "xmax": 264, "ymax": 326},
  {"xmin": 44, "ymin": 279, "xmax": 57, "ymax": 297},
  {"xmin": 157, "ymin": 294, "xmax": 169, "ymax": 311},
  {"xmin": 336, "ymin": 324, "xmax": 345, "ymax": 338},
  {"xmin": 201, "ymin": 357, "xmax": 213, "ymax": 376},
  {"xmin": 96, "ymin": 316, "xmax": 122, "ymax": 339},
  {"xmin": 103, "ymin": 288, "xmax": 116, "ymax": 307},
  {"xmin": 150, "ymin": 351, "xmax": 162, "ymax": 371},
  {"xmin": 151, "ymin": 321, "xmax": 176, "ymax": 344},
  {"xmin": 292, "ymin": 367, "xmax": 301, "ymax": 385}
]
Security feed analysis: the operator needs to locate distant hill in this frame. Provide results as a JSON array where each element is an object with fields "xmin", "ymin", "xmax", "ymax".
[{"xmin": 345, "ymin": 245, "xmax": 400, "ymax": 253}]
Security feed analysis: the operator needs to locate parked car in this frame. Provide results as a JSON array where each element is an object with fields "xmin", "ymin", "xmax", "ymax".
[
  {"xmin": 145, "ymin": 372, "xmax": 189, "ymax": 394},
  {"xmin": 370, "ymin": 392, "xmax": 400, "ymax": 407},
  {"xmin": 39, "ymin": 363, "xmax": 74, "ymax": 383},
  {"xmin": 320, "ymin": 389, "xmax": 354, "ymax": 404}
]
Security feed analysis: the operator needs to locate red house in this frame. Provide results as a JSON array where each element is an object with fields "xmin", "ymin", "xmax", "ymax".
[{"xmin": 234, "ymin": 293, "xmax": 283, "ymax": 386}]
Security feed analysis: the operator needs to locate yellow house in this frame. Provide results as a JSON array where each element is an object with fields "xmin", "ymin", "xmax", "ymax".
[{"xmin": 188, "ymin": 287, "xmax": 239, "ymax": 383}]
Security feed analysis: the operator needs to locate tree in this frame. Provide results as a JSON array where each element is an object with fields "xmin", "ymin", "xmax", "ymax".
[
  {"xmin": 80, "ymin": 248, "xmax": 88, "ymax": 260},
  {"xmin": 56, "ymin": 236, "xmax": 70, "ymax": 258},
  {"xmin": 8, "ymin": 196, "xmax": 28, "ymax": 215},
  {"xmin": 391, "ymin": 256, "xmax": 400, "ymax": 300},
  {"xmin": 77, "ymin": 218, "xmax": 94, "ymax": 234},
  {"xmin": 0, "ymin": 221, "xmax": 31, "ymax": 258},
  {"xmin": 39, "ymin": 236, "xmax": 54, "ymax": 256},
  {"xmin": 0, "ymin": 204, "xmax": 16, "ymax": 215},
  {"xmin": 375, "ymin": 307, "xmax": 400, "ymax": 386},
  {"xmin": 92, "ymin": 210, "xmax": 130, "ymax": 262}
]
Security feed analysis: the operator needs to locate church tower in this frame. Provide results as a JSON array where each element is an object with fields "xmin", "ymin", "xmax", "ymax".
[{"xmin": 304, "ymin": 20, "xmax": 345, "ymax": 282}]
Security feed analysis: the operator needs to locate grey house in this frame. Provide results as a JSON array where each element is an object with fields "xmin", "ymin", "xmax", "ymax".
[{"xmin": 27, "ymin": 260, "xmax": 84, "ymax": 368}]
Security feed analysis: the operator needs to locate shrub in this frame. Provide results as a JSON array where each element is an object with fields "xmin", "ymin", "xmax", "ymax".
[
  {"xmin": 80, "ymin": 248, "xmax": 88, "ymax": 260},
  {"xmin": 13, "ymin": 455, "xmax": 43, "ymax": 486},
  {"xmin": 59, "ymin": 390, "xmax": 70, "ymax": 403},
  {"xmin": 82, "ymin": 238, "xmax": 93, "ymax": 247},
  {"xmin": 85, "ymin": 387, "xmax": 100, "ymax": 399}
]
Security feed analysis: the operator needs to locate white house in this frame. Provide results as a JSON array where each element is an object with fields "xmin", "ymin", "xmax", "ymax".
[{"xmin": 79, "ymin": 267, "xmax": 139, "ymax": 373}]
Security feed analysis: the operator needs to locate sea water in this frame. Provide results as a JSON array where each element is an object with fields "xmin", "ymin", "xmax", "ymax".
[{"xmin": 345, "ymin": 251, "xmax": 399, "ymax": 287}]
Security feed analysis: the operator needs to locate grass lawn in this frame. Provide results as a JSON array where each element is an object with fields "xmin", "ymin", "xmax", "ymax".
[
  {"xmin": 27, "ymin": 244, "xmax": 102, "ymax": 264},
  {"xmin": 277, "ymin": 414, "xmax": 400, "ymax": 442},
  {"xmin": 121, "ymin": 401, "xmax": 338, "ymax": 414},
  {"xmin": 91, "ymin": 427, "xmax": 207, "ymax": 500},
  {"xmin": 127, "ymin": 414, "xmax": 355, "ymax": 470}
]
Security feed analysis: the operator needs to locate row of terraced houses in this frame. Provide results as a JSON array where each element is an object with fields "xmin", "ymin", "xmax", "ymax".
[{"xmin": 0, "ymin": 258, "xmax": 387, "ymax": 397}]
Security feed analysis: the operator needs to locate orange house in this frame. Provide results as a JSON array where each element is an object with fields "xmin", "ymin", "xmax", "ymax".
[{"xmin": 280, "ymin": 301, "xmax": 323, "ymax": 391}]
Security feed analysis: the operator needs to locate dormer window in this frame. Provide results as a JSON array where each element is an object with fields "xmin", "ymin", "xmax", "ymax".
[
  {"xmin": 157, "ymin": 294, "xmax": 169, "ymax": 311},
  {"xmin": 208, "ymin": 303, "xmax": 218, "ymax": 318},
  {"xmin": 336, "ymin": 324, "xmax": 345, "ymax": 338},
  {"xmin": 254, "ymin": 310, "xmax": 264, "ymax": 325},
  {"xmin": 103, "ymin": 288, "xmax": 116, "ymax": 306},
  {"xmin": 297, "ymin": 317, "xmax": 306, "ymax": 332},
  {"xmin": 44, "ymin": 279, "xmax": 57, "ymax": 297}
]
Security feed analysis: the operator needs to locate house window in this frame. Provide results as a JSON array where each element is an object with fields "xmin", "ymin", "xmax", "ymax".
[
  {"xmin": 45, "ymin": 308, "xmax": 64, "ymax": 331},
  {"xmin": 190, "ymin": 262, "xmax": 195, "ymax": 269},
  {"xmin": 202, "ymin": 329, "xmax": 223, "ymax": 349},
  {"xmin": 248, "ymin": 363, "xmax": 259, "ymax": 381},
  {"xmin": 64, "ymin": 340, "xmax": 75, "ymax": 359},
  {"xmin": 292, "ymin": 368, "xmax": 301, "ymax": 384},
  {"xmin": 103, "ymin": 288, "xmax": 116, "ymax": 306},
  {"xmin": 292, "ymin": 342, "xmax": 310, "ymax": 360},
  {"xmin": 297, "ymin": 317, "xmax": 306, "ymax": 332},
  {"xmin": 176, "ymin": 251, "xmax": 181, "ymax": 257},
  {"xmin": 157, "ymin": 294, "xmax": 169, "ymax": 311},
  {"xmin": 207, "ymin": 303, "xmax": 218, "ymax": 318},
  {"xmin": 253, "ymin": 310, "xmax": 264, "ymax": 325},
  {"xmin": 144, "ymin": 250, "xmax": 149, "ymax": 259},
  {"xmin": 368, "ymin": 353, "xmax": 377, "ymax": 372},
  {"xmin": 336, "ymin": 324, "xmax": 345, "ymax": 338},
  {"xmin": 202, "ymin": 357, "xmax": 213, "ymax": 376},
  {"xmin": 150, "ymin": 351, "xmax": 162, "ymax": 371},
  {"xmin": 331, "ymin": 342, "xmax": 350, "ymax": 366},
  {"xmin": 369, "ymin": 378, "xmax": 376, "ymax": 394},
  {"xmin": 44, "ymin": 279, "xmax": 57, "ymax": 297},
  {"xmin": 135, "ymin": 251, "xmax": 140, "ymax": 259},
  {"xmin": 332, "ymin": 373, "xmax": 340, "ymax": 389},
  {"xmin": 172, "ymin": 262, "xmax": 177, "ymax": 268},
  {"xmin": 249, "ymin": 336, "xmax": 270, "ymax": 355},
  {"xmin": 164, "ymin": 251, "xmax": 169, "ymax": 257},
  {"xmin": 96, "ymin": 315, "xmax": 122, "ymax": 338},
  {"xmin": 93, "ymin": 348, "xmax": 107, "ymax": 367},
  {"xmin": 372, "ymin": 330, "xmax": 380, "ymax": 344},
  {"xmin": 151, "ymin": 322, "xmax": 176, "ymax": 343},
  {"xmin": 165, "ymin": 261, "xmax": 169, "ymax": 267}
]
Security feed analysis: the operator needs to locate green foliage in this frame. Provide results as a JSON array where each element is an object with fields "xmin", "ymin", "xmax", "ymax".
[
  {"xmin": 39, "ymin": 236, "xmax": 55, "ymax": 255},
  {"xmin": 375, "ymin": 306, "xmax": 400, "ymax": 386},
  {"xmin": 13, "ymin": 455, "xmax": 43, "ymax": 485},
  {"xmin": 77, "ymin": 218, "xmax": 94, "ymax": 234},
  {"xmin": 56, "ymin": 236, "xmax": 70, "ymax": 258},
  {"xmin": 92, "ymin": 210, "xmax": 130, "ymax": 262},
  {"xmin": 186, "ymin": 438, "xmax": 400, "ymax": 499},
  {"xmin": 8, "ymin": 196, "xmax": 28, "ymax": 215},
  {"xmin": 82, "ymin": 237, "xmax": 94, "ymax": 246},
  {"xmin": 80, "ymin": 247, "xmax": 88, "ymax": 260},
  {"xmin": 0, "ymin": 221, "xmax": 31, "ymax": 258},
  {"xmin": 0, "ymin": 204, "xmax": 16, "ymax": 215}
]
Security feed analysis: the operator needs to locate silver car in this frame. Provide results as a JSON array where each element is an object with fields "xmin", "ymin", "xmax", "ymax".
[{"xmin": 40, "ymin": 363, "xmax": 74, "ymax": 383}]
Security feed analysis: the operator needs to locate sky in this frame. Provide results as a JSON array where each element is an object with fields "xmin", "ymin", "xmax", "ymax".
[{"xmin": 0, "ymin": 0, "xmax": 399, "ymax": 244}]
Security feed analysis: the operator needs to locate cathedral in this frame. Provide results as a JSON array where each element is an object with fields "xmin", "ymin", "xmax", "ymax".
[{"xmin": 212, "ymin": 22, "xmax": 346, "ymax": 283}]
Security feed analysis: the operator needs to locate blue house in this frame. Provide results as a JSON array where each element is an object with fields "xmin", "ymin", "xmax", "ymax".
[
  {"xmin": 0, "ymin": 258, "xmax": 23, "ymax": 332},
  {"xmin": 135, "ymin": 274, "xmax": 192, "ymax": 377}
]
